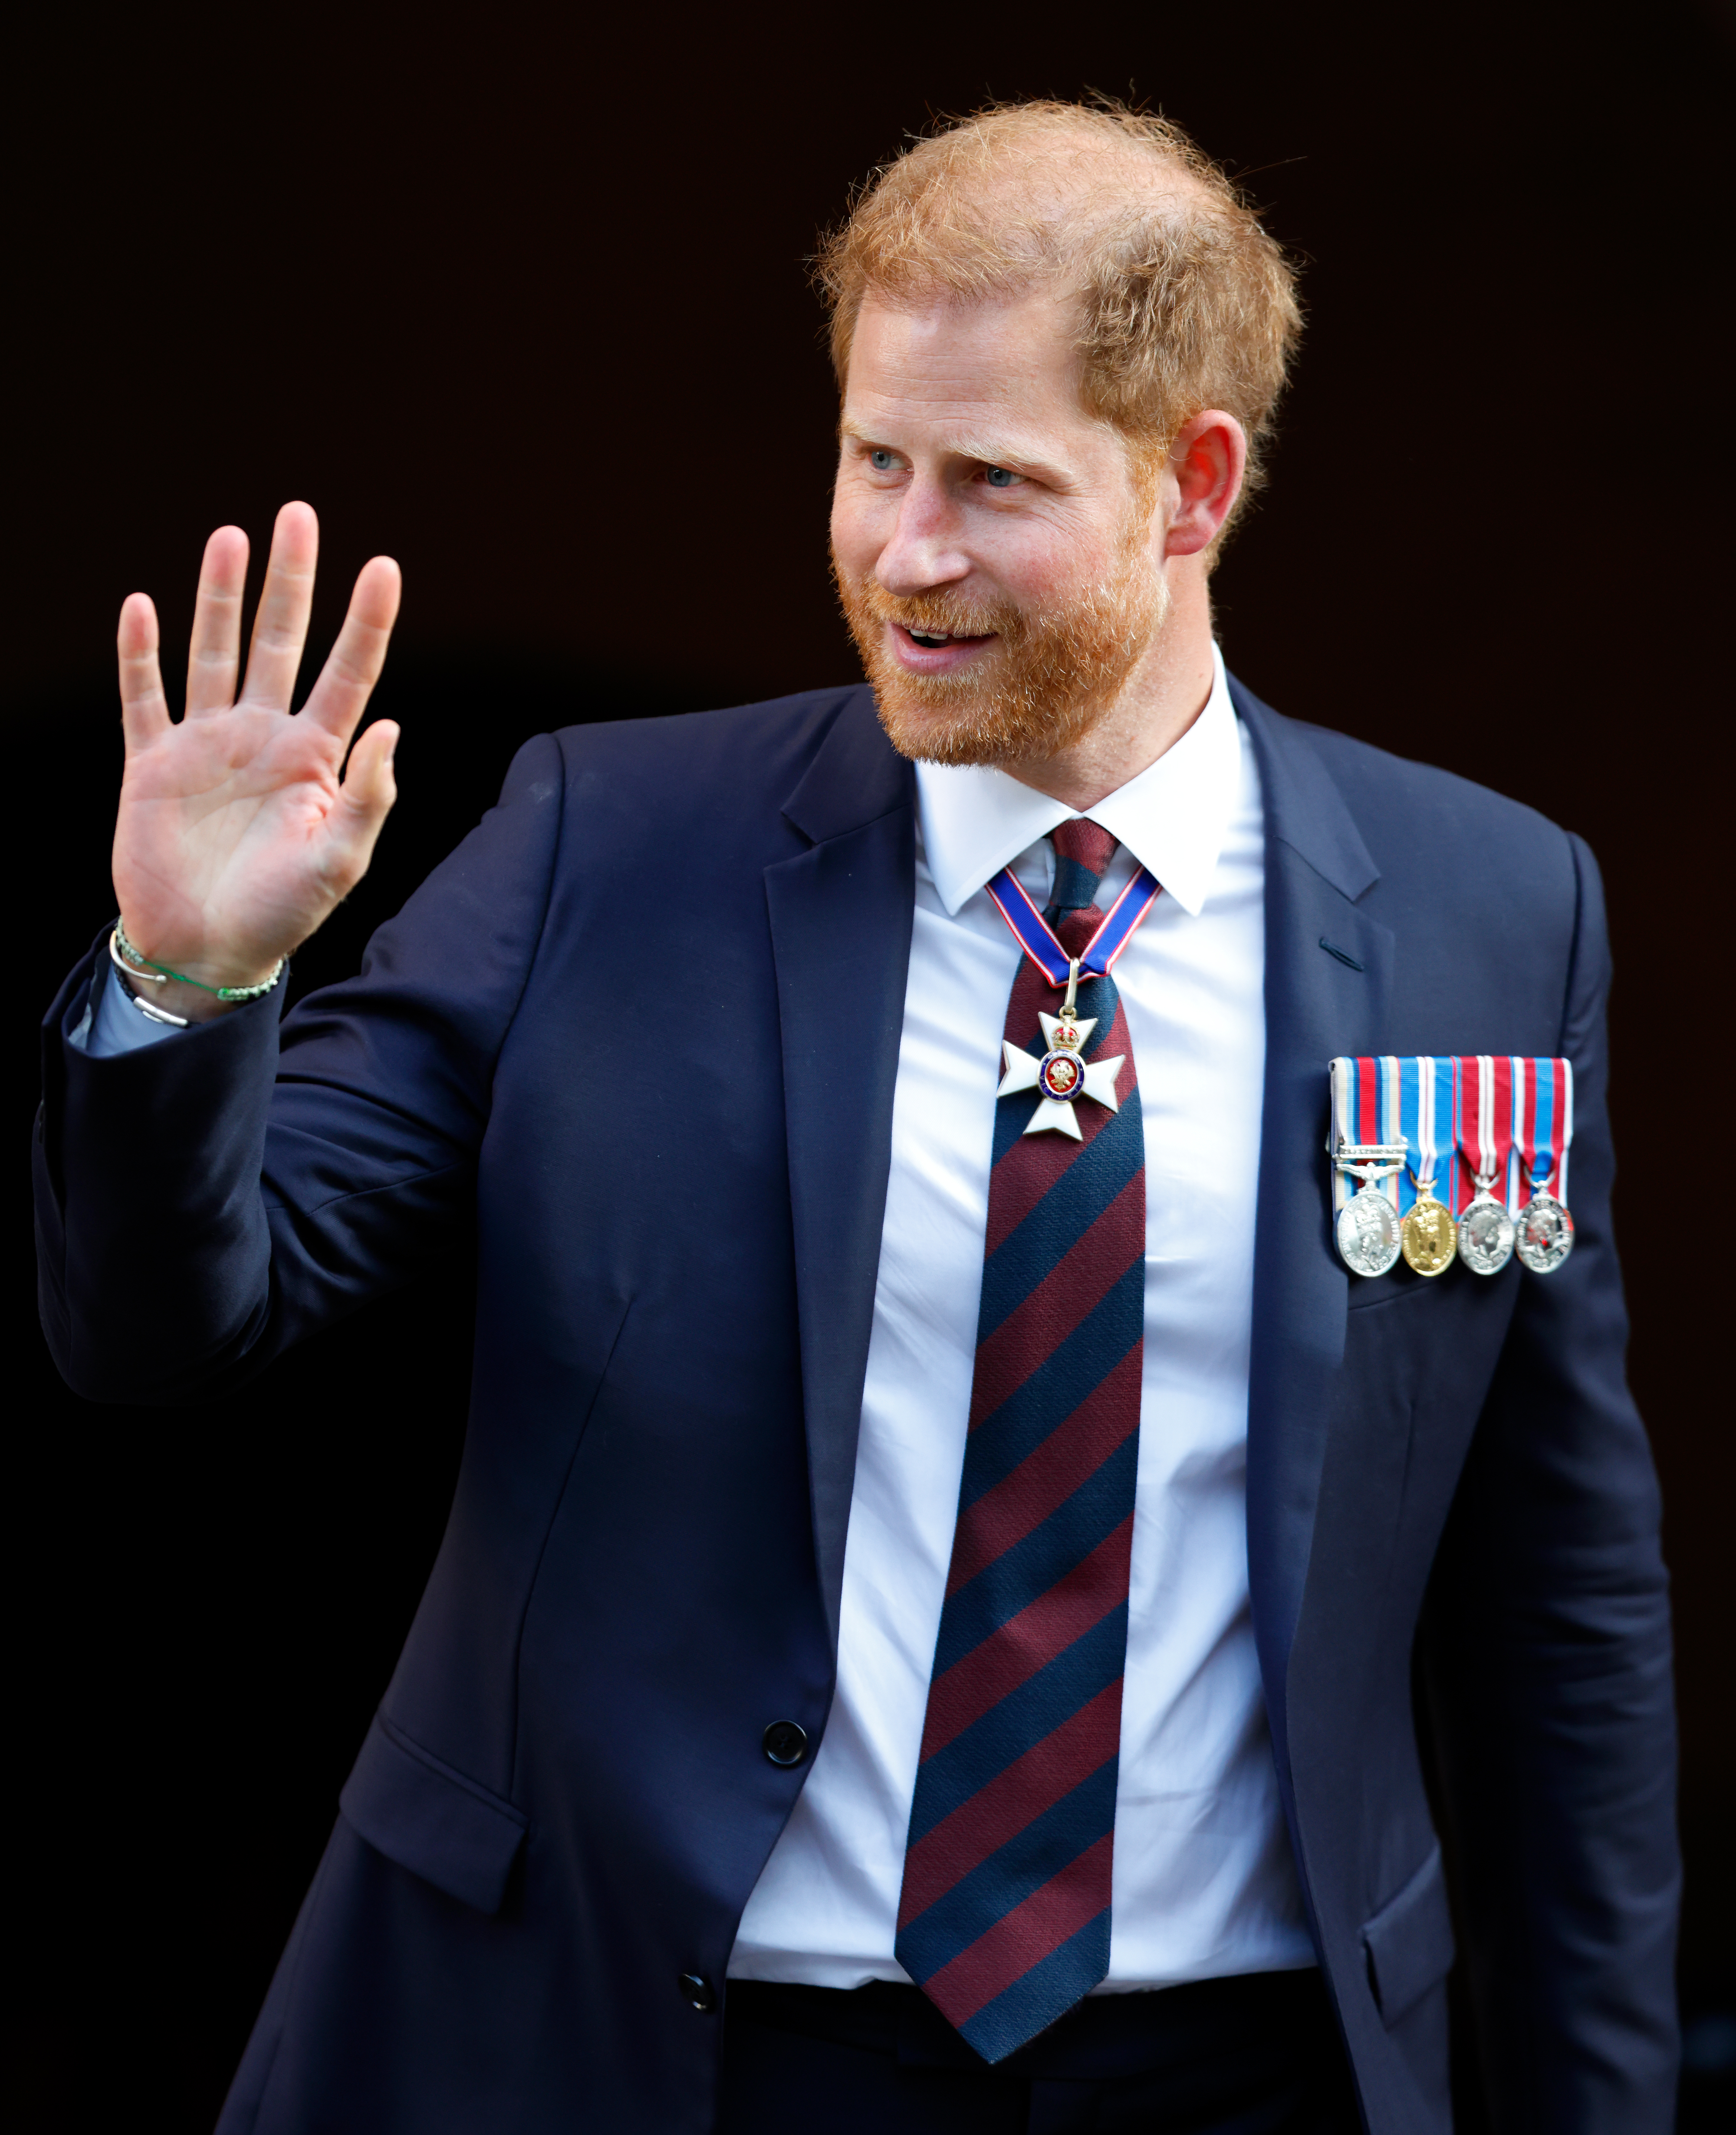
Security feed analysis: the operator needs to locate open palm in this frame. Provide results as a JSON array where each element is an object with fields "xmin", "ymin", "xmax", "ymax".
[{"xmin": 112, "ymin": 501, "xmax": 402, "ymax": 1011}]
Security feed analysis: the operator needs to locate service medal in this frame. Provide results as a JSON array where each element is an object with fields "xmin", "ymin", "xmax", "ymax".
[
  {"xmin": 1456, "ymin": 1189, "xmax": 1516, "ymax": 1275},
  {"xmin": 1515, "ymin": 1188, "xmax": 1575, "ymax": 1274},
  {"xmin": 1401, "ymin": 1189, "xmax": 1456, "ymax": 1276},
  {"xmin": 1452, "ymin": 1056, "xmax": 1516, "ymax": 1275},
  {"xmin": 1397, "ymin": 1055, "xmax": 1456, "ymax": 1275},
  {"xmin": 1337, "ymin": 1185, "xmax": 1403, "ymax": 1277},
  {"xmin": 1511, "ymin": 1055, "xmax": 1576, "ymax": 1277},
  {"xmin": 1327, "ymin": 1055, "xmax": 1411, "ymax": 1278}
]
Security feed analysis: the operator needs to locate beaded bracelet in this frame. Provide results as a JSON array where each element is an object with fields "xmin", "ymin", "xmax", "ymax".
[{"xmin": 111, "ymin": 919, "xmax": 286, "ymax": 1002}]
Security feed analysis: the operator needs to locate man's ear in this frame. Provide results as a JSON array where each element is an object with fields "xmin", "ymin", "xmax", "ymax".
[{"xmin": 1162, "ymin": 412, "xmax": 1248, "ymax": 560}]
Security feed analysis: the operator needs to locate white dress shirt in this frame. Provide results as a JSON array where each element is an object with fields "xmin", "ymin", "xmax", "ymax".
[{"xmin": 730, "ymin": 644, "xmax": 1314, "ymax": 1992}]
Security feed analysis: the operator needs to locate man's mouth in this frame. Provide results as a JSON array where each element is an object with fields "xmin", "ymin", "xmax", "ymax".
[
  {"xmin": 898, "ymin": 624, "xmax": 994, "ymax": 649},
  {"xmin": 878, "ymin": 616, "xmax": 1004, "ymax": 677}
]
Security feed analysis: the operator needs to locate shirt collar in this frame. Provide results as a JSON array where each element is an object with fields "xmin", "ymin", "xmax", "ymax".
[{"xmin": 914, "ymin": 641, "xmax": 1243, "ymax": 919}]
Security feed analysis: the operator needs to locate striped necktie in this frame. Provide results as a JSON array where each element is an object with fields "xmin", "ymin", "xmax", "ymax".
[{"xmin": 896, "ymin": 817, "xmax": 1147, "ymax": 2062}]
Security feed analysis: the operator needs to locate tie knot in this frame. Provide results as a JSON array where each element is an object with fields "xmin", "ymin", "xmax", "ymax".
[{"xmin": 1047, "ymin": 817, "xmax": 1118, "ymax": 916}]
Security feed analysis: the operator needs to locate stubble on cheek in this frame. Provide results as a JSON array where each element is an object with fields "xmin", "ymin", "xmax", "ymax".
[{"xmin": 830, "ymin": 535, "xmax": 1167, "ymax": 768}]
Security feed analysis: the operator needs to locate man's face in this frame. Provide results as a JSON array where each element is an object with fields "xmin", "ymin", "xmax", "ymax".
[{"xmin": 830, "ymin": 286, "xmax": 1167, "ymax": 767}]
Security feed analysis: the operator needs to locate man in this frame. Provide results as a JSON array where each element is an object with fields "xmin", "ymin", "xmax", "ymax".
[{"xmin": 35, "ymin": 101, "xmax": 1677, "ymax": 2133}]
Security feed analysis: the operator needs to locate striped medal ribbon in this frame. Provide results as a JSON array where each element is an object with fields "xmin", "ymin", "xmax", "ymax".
[
  {"xmin": 1328, "ymin": 1056, "xmax": 1408, "ymax": 1276},
  {"xmin": 984, "ymin": 856, "xmax": 1164, "ymax": 988},
  {"xmin": 1397, "ymin": 1057, "xmax": 1457, "ymax": 1277},
  {"xmin": 1454, "ymin": 1056, "xmax": 1517, "ymax": 1275},
  {"xmin": 1512, "ymin": 1055, "xmax": 1575, "ymax": 1272}
]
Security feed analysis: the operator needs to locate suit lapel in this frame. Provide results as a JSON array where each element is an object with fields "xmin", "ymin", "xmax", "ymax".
[
  {"xmin": 1230, "ymin": 678, "xmax": 1392, "ymax": 1782},
  {"xmin": 766, "ymin": 689, "xmax": 917, "ymax": 1652}
]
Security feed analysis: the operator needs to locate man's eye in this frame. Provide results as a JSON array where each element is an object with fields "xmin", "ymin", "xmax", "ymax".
[
  {"xmin": 869, "ymin": 448, "xmax": 898, "ymax": 472},
  {"xmin": 984, "ymin": 466, "xmax": 1019, "ymax": 489}
]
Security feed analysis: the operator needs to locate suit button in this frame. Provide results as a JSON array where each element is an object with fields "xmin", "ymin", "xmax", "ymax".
[
  {"xmin": 762, "ymin": 1720, "xmax": 808, "ymax": 1767},
  {"xmin": 679, "ymin": 1973, "xmax": 716, "ymax": 2013}
]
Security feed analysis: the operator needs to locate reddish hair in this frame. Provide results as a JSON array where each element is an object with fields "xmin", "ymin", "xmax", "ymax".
[{"xmin": 816, "ymin": 100, "xmax": 1303, "ymax": 547}]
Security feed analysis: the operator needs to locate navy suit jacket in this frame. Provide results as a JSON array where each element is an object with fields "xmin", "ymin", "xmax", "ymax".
[{"xmin": 34, "ymin": 678, "xmax": 1678, "ymax": 2133}]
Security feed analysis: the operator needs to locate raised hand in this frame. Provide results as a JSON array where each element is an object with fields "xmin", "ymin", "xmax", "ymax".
[{"xmin": 112, "ymin": 502, "xmax": 403, "ymax": 1020}]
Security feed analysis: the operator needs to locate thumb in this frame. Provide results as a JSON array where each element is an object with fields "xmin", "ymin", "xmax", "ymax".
[{"xmin": 322, "ymin": 720, "xmax": 399, "ymax": 891}]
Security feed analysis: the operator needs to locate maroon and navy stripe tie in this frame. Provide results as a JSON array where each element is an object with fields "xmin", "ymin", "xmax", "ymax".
[{"xmin": 897, "ymin": 817, "xmax": 1147, "ymax": 2062}]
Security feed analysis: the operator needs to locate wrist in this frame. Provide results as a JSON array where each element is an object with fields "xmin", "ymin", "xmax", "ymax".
[
  {"xmin": 109, "ymin": 965, "xmax": 240, "ymax": 1025},
  {"xmin": 110, "ymin": 920, "xmax": 285, "ymax": 1024}
]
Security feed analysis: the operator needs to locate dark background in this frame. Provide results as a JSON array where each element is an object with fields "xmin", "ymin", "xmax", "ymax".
[{"xmin": 10, "ymin": 3, "xmax": 1731, "ymax": 2125}]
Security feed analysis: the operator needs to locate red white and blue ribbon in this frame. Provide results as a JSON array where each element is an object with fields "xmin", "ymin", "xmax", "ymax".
[
  {"xmin": 1331, "ymin": 1055, "xmax": 1573, "ymax": 1217},
  {"xmin": 1512, "ymin": 1054, "xmax": 1574, "ymax": 1206},
  {"xmin": 1397, "ymin": 1056, "xmax": 1453, "ymax": 1210},
  {"xmin": 985, "ymin": 858, "xmax": 1162, "ymax": 988},
  {"xmin": 1451, "ymin": 1055, "xmax": 1514, "ymax": 1213},
  {"xmin": 1328, "ymin": 1055, "xmax": 1406, "ymax": 1216}
]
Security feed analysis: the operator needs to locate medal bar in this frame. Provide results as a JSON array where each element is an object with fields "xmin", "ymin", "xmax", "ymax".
[{"xmin": 1327, "ymin": 1056, "xmax": 1575, "ymax": 1279}]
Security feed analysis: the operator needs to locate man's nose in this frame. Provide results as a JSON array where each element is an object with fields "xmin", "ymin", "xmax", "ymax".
[{"xmin": 875, "ymin": 478, "xmax": 971, "ymax": 597}]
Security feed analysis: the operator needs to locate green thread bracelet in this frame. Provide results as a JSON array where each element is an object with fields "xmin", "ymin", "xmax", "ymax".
[{"xmin": 112, "ymin": 919, "xmax": 285, "ymax": 1001}]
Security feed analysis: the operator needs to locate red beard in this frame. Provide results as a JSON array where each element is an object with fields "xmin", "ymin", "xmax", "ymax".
[{"xmin": 833, "ymin": 536, "xmax": 1166, "ymax": 767}]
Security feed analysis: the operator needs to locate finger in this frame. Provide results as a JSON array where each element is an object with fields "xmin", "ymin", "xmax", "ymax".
[
  {"xmin": 117, "ymin": 592, "xmax": 171, "ymax": 751},
  {"xmin": 316, "ymin": 718, "xmax": 399, "ymax": 896},
  {"xmin": 299, "ymin": 555, "xmax": 403, "ymax": 743},
  {"xmin": 239, "ymin": 500, "xmax": 319, "ymax": 711},
  {"xmin": 184, "ymin": 524, "xmax": 250, "ymax": 717}
]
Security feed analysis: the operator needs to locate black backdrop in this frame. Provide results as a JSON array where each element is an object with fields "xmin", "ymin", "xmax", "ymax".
[{"xmin": 10, "ymin": 5, "xmax": 1732, "ymax": 2125}]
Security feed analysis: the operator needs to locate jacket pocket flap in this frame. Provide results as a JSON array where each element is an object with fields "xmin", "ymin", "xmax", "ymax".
[
  {"xmin": 339, "ymin": 1713, "xmax": 527, "ymax": 1915},
  {"xmin": 1360, "ymin": 1842, "xmax": 1456, "ymax": 2027}
]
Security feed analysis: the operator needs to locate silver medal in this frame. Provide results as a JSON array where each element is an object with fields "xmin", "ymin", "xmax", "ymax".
[
  {"xmin": 1514, "ymin": 1188, "xmax": 1575, "ymax": 1274},
  {"xmin": 1331, "ymin": 1142, "xmax": 1407, "ymax": 1277},
  {"xmin": 1336, "ymin": 1184, "xmax": 1403, "ymax": 1276},
  {"xmin": 1456, "ymin": 1188, "xmax": 1516, "ymax": 1276}
]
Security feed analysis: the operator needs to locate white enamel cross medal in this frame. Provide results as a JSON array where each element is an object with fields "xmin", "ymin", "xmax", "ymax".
[
  {"xmin": 996, "ymin": 965, "xmax": 1124, "ymax": 1141},
  {"xmin": 980, "ymin": 850, "xmax": 1161, "ymax": 1141}
]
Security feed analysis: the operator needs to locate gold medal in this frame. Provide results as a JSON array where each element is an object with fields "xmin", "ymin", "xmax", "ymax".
[{"xmin": 1401, "ymin": 1186, "xmax": 1456, "ymax": 1276}]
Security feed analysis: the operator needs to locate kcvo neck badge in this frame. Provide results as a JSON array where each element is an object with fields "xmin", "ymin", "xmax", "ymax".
[
  {"xmin": 995, "ymin": 1009, "xmax": 1125, "ymax": 1140},
  {"xmin": 984, "ymin": 855, "xmax": 1161, "ymax": 1139}
]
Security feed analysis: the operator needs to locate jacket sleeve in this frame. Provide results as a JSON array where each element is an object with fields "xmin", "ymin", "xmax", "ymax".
[
  {"xmin": 33, "ymin": 731, "xmax": 566, "ymax": 1405},
  {"xmin": 1419, "ymin": 831, "xmax": 1680, "ymax": 2132}
]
